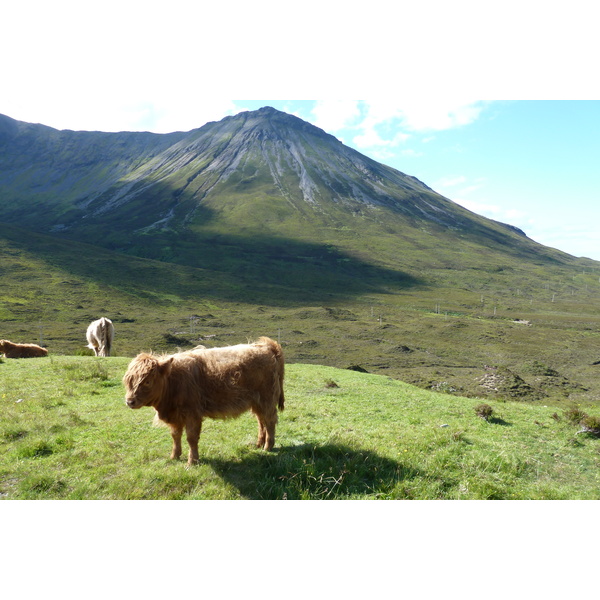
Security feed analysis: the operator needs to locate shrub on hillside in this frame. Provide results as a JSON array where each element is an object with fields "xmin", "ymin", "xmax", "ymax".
[
  {"xmin": 564, "ymin": 406, "xmax": 588, "ymax": 424},
  {"xmin": 524, "ymin": 361, "xmax": 560, "ymax": 377},
  {"xmin": 475, "ymin": 403, "xmax": 494, "ymax": 421}
]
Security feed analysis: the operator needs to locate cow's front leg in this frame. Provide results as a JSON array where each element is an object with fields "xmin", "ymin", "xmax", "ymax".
[
  {"xmin": 170, "ymin": 424, "xmax": 184, "ymax": 460},
  {"xmin": 186, "ymin": 420, "xmax": 202, "ymax": 465}
]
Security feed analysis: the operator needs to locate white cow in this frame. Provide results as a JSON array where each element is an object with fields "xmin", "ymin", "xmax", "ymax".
[{"xmin": 86, "ymin": 317, "xmax": 114, "ymax": 357}]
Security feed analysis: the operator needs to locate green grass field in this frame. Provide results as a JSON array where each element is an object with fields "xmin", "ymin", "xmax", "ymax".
[{"xmin": 1, "ymin": 355, "xmax": 599, "ymax": 500}]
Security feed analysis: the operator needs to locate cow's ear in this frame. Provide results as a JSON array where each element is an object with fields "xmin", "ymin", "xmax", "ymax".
[{"xmin": 159, "ymin": 356, "xmax": 174, "ymax": 376}]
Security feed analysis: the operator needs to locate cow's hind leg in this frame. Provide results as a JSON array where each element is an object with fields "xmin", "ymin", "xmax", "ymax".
[
  {"xmin": 169, "ymin": 424, "xmax": 184, "ymax": 460},
  {"xmin": 256, "ymin": 409, "xmax": 277, "ymax": 451},
  {"xmin": 185, "ymin": 420, "xmax": 202, "ymax": 465},
  {"xmin": 264, "ymin": 418, "xmax": 277, "ymax": 451},
  {"xmin": 256, "ymin": 416, "xmax": 267, "ymax": 449}
]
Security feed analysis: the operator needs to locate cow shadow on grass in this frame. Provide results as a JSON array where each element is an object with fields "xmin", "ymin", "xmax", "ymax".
[{"xmin": 207, "ymin": 443, "xmax": 420, "ymax": 500}]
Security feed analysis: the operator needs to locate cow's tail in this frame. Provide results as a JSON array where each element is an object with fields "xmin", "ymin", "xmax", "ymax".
[
  {"xmin": 102, "ymin": 318, "xmax": 112, "ymax": 357},
  {"xmin": 97, "ymin": 317, "xmax": 113, "ymax": 357},
  {"xmin": 277, "ymin": 379, "xmax": 285, "ymax": 412},
  {"xmin": 258, "ymin": 336, "xmax": 285, "ymax": 412},
  {"xmin": 96, "ymin": 318, "xmax": 106, "ymax": 356}
]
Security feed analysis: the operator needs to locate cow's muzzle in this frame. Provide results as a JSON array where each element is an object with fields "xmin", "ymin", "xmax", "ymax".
[{"xmin": 125, "ymin": 397, "xmax": 140, "ymax": 409}]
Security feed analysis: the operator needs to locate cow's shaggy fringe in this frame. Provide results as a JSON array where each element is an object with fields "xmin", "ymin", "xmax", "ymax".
[
  {"xmin": 0, "ymin": 339, "xmax": 48, "ymax": 358},
  {"xmin": 123, "ymin": 337, "xmax": 285, "ymax": 465}
]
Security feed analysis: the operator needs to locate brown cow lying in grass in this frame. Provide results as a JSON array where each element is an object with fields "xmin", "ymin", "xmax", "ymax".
[
  {"xmin": 123, "ymin": 337, "xmax": 285, "ymax": 465},
  {"xmin": 0, "ymin": 339, "xmax": 48, "ymax": 358}
]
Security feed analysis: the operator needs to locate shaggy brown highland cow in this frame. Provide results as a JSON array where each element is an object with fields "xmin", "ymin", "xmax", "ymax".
[
  {"xmin": 123, "ymin": 337, "xmax": 285, "ymax": 465},
  {"xmin": 0, "ymin": 339, "xmax": 48, "ymax": 358}
]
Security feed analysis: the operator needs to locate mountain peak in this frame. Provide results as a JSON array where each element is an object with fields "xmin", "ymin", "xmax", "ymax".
[
  {"xmin": 0, "ymin": 107, "xmax": 571, "ymax": 278},
  {"xmin": 254, "ymin": 105, "xmax": 283, "ymax": 115},
  {"xmin": 208, "ymin": 106, "xmax": 328, "ymax": 140},
  {"xmin": 244, "ymin": 105, "xmax": 297, "ymax": 119}
]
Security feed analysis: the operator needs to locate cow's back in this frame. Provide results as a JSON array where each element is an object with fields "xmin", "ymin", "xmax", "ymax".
[
  {"xmin": 193, "ymin": 338, "xmax": 283, "ymax": 377},
  {"xmin": 176, "ymin": 338, "xmax": 284, "ymax": 416}
]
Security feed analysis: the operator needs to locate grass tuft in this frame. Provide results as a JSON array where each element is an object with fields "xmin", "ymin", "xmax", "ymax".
[
  {"xmin": 564, "ymin": 406, "xmax": 588, "ymax": 424},
  {"xmin": 474, "ymin": 403, "xmax": 494, "ymax": 421}
]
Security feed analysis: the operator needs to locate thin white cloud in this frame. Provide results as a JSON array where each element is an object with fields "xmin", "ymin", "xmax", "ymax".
[
  {"xmin": 453, "ymin": 197, "xmax": 529, "ymax": 230},
  {"xmin": 459, "ymin": 183, "xmax": 486, "ymax": 196},
  {"xmin": 526, "ymin": 224, "xmax": 600, "ymax": 259},
  {"xmin": 309, "ymin": 100, "xmax": 488, "ymax": 157},
  {"xmin": 437, "ymin": 174, "xmax": 530, "ymax": 230},
  {"xmin": 437, "ymin": 176, "xmax": 468, "ymax": 187},
  {"xmin": 454, "ymin": 198, "xmax": 502, "ymax": 216},
  {"xmin": 436, "ymin": 176, "xmax": 485, "ymax": 205},
  {"xmin": 359, "ymin": 100, "xmax": 486, "ymax": 134},
  {"xmin": 311, "ymin": 101, "xmax": 362, "ymax": 132},
  {"xmin": 399, "ymin": 100, "xmax": 485, "ymax": 132},
  {"xmin": 400, "ymin": 149, "xmax": 424, "ymax": 158},
  {"xmin": 504, "ymin": 208, "xmax": 528, "ymax": 221},
  {"xmin": 351, "ymin": 102, "xmax": 409, "ymax": 151},
  {"xmin": 353, "ymin": 129, "xmax": 409, "ymax": 149}
]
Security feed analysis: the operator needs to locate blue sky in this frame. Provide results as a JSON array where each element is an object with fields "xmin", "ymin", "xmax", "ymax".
[{"xmin": 2, "ymin": 2, "xmax": 599, "ymax": 260}]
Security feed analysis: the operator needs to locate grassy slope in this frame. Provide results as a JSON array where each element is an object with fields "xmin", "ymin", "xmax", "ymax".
[{"xmin": 1, "ymin": 356, "xmax": 599, "ymax": 500}]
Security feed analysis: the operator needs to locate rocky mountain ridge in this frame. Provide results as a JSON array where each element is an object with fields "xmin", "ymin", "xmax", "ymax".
[{"xmin": 0, "ymin": 107, "xmax": 574, "ymax": 275}]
